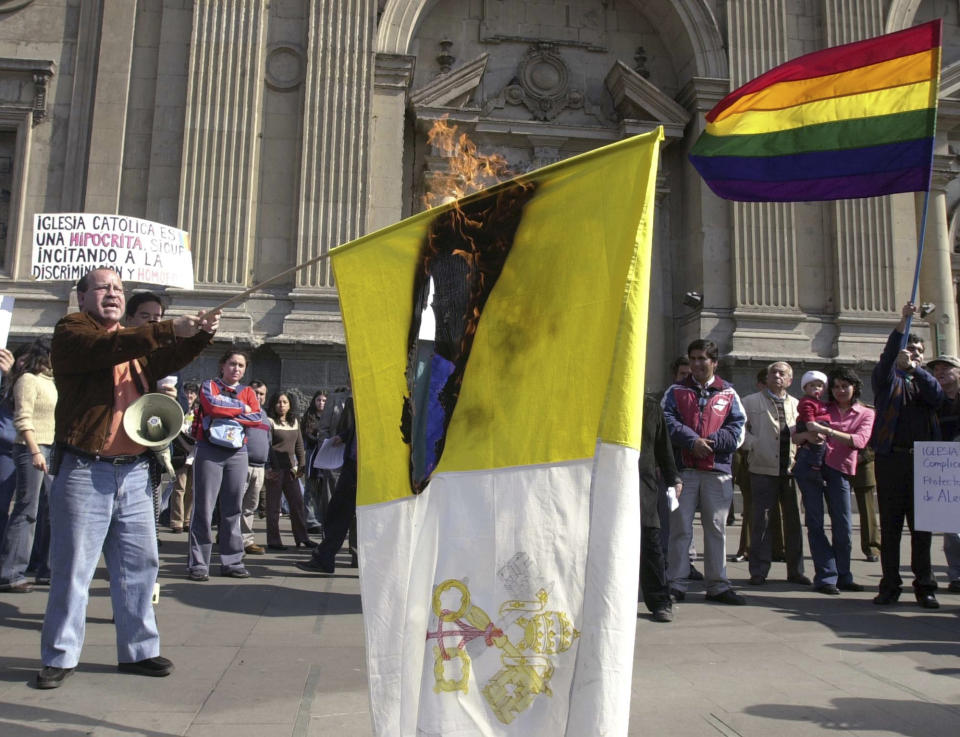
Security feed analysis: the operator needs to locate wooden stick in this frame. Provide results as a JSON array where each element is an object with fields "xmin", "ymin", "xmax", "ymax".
[{"xmin": 205, "ymin": 251, "xmax": 333, "ymax": 313}]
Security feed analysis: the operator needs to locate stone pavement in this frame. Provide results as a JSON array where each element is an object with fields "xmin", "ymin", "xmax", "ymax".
[{"xmin": 0, "ymin": 515, "xmax": 958, "ymax": 736}]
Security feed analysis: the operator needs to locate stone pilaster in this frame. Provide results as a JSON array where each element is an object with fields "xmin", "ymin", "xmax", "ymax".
[
  {"xmin": 366, "ymin": 53, "xmax": 415, "ymax": 234},
  {"xmin": 178, "ymin": 0, "xmax": 267, "ymax": 288},
  {"xmin": 824, "ymin": 2, "xmax": 899, "ymax": 360},
  {"xmin": 82, "ymin": 0, "xmax": 136, "ymax": 214},
  {"xmin": 726, "ymin": 0, "xmax": 807, "ymax": 358},
  {"xmin": 282, "ymin": 0, "xmax": 376, "ymax": 341}
]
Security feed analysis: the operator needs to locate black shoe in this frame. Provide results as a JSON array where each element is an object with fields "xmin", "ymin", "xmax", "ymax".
[
  {"xmin": 221, "ymin": 568, "xmax": 250, "ymax": 578},
  {"xmin": 873, "ymin": 591, "xmax": 899, "ymax": 605},
  {"xmin": 705, "ymin": 589, "xmax": 746, "ymax": 605},
  {"xmin": 307, "ymin": 525, "xmax": 323, "ymax": 534},
  {"xmin": 652, "ymin": 606, "xmax": 674, "ymax": 623},
  {"xmin": 815, "ymin": 584, "xmax": 840, "ymax": 595},
  {"xmin": 865, "ymin": 554, "xmax": 879, "ymax": 562},
  {"xmin": 788, "ymin": 574, "xmax": 812, "ymax": 586},
  {"xmin": 916, "ymin": 592, "xmax": 940, "ymax": 609},
  {"xmin": 668, "ymin": 588, "xmax": 685, "ymax": 602},
  {"xmin": 947, "ymin": 580, "xmax": 960, "ymax": 593},
  {"xmin": 688, "ymin": 564, "xmax": 704, "ymax": 581},
  {"xmin": 266, "ymin": 544, "xmax": 288, "ymax": 551},
  {"xmin": 729, "ymin": 553, "xmax": 748, "ymax": 563},
  {"xmin": 118, "ymin": 656, "xmax": 174, "ymax": 677},
  {"xmin": 295, "ymin": 540, "xmax": 318, "ymax": 549},
  {"xmin": 296, "ymin": 559, "xmax": 334, "ymax": 574},
  {"xmin": 36, "ymin": 666, "xmax": 74, "ymax": 689},
  {"xmin": 838, "ymin": 581, "xmax": 864, "ymax": 592},
  {"xmin": 187, "ymin": 570, "xmax": 209, "ymax": 582},
  {"xmin": 748, "ymin": 575, "xmax": 766, "ymax": 586}
]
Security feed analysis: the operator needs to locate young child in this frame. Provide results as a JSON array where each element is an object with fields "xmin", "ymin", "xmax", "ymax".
[{"xmin": 796, "ymin": 370, "xmax": 831, "ymax": 469}]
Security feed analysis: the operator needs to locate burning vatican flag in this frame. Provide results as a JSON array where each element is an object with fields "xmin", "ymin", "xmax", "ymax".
[{"xmin": 330, "ymin": 126, "xmax": 663, "ymax": 735}]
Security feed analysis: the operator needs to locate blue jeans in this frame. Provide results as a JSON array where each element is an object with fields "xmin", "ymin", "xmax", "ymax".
[
  {"xmin": 41, "ymin": 450, "xmax": 159, "ymax": 668},
  {"xmin": 798, "ymin": 460, "xmax": 853, "ymax": 588},
  {"xmin": 0, "ymin": 442, "xmax": 16, "ymax": 541},
  {"xmin": 0, "ymin": 444, "xmax": 51, "ymax": 585}
]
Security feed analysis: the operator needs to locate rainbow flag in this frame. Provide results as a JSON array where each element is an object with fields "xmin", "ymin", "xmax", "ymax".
[{"xmin": 689, "ymin": 19, "xmax": 941, "ymax": 202}]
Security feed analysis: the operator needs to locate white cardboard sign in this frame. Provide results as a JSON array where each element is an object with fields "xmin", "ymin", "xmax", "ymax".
[
  {"xmin": 914, "ymin": 441, "xmax": 960, "ymax": 532},
  {"xmin": 32, "ymin": 213, "xmax": 194, "ymax": 289}
]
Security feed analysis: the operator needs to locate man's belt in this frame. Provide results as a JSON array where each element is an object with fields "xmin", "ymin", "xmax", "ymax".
[{"xmin": 61, "ymin": 444, "xmax": 146, "ymax": 465}]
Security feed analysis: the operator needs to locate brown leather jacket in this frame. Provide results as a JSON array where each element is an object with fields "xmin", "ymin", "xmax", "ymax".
[{"xmin": 51, "ymin": 312, "xmax": 212, "ymax": 453}]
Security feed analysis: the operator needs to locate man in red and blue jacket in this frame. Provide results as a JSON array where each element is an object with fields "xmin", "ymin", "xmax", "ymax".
[{"xmin": 662, "ymin": 339, "xmax": 746, "ymax": 606}]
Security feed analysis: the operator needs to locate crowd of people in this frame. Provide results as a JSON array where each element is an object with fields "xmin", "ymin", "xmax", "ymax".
[
  {"xmin": 639, "ymin": 302, "xmax": 960, "ymax": 623},
  {"xmin": 1, "ymin": 267, "xmax": 957, "ymax": 690}
]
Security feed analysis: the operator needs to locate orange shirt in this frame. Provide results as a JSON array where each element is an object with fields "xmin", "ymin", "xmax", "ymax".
[{"xmin": 99, "ymin": 360, "xmax": 147, "ymax": 457}]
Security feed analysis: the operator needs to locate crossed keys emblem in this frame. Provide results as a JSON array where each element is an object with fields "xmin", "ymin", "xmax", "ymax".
[{"xmin": 425, "ymin": 578, "xmax": 580, "ymax": 724}]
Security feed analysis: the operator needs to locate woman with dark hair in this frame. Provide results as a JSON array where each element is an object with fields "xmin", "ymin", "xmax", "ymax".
[
  {"xmin": 300, "ymin": 390, "xmax": 328, "ymax": 534},
  {"xmin": 0, "ymin": 339, "xmax": 56, "ymax": 592},
  {"xmin": 187, "ymin": 348, "xmax": 261, "ymax": 581},
  {"xmin": 798, "ymin": 367, "xmax": 875, "ymax": 595},
  {"xmin": 264, "ymin": 390, "xmax": 312, "ymax": 550}
]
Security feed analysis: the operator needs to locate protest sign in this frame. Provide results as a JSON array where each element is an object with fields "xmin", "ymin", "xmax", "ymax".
[
  {"xmin": 0, "ymin": 296, "xmax": 13, "ymax": 348},
  {"xmin": 914, "ymin": 442, "xmax": 960, "ymax": 533},
  {"xmin": 32, "ymin": 213, "xmax": 194, "ymax": 289}
]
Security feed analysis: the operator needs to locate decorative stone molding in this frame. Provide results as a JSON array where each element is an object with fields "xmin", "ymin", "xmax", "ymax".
[
  {"xmin": 482, "ymin": 44, "xmax": 603, "ymax": 123},
  {"xmin": 374, "ymin": 52, "xmax": 415, "ymax": 91},
  {"xmin": 409, "ymin": 54, "xmax": 487, "ymax": 109},
  {"xmin": 264, "ymin": 43, "xmax": 305, "ymax": 91},
  {"xmin": 0, "ymin": 59, "xmax": 54, "ymax": 126},
  {"xmin": 604, "ymin": 61, "xmax": 690, "ymax": 140},
  {"xmin": 931, "ymin": 154, "xmax": 960, "ymax": 193},
  {"xmin": 676, "ymin": 77, "xmax": 728, "ymax": 116},
  {"xmin": 0, "ymin": 0, "xmax": 35, "ymax": 12}
]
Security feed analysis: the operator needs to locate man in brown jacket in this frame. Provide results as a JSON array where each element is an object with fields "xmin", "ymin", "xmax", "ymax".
[{"xmin": 36, "ymin": 268, "xmax": 219, "ymax": 689}]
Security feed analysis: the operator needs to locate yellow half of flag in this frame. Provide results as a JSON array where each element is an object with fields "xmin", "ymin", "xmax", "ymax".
[{"xmin": 331, "ymin": 128, "xmax": 663, "ymax": 507}]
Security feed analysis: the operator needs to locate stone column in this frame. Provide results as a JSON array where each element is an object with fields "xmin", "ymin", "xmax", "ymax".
[
  {"xmin": 726, "ymin": 0, "xmax": 807, "ymax": 359},
  {"xmin": 282, "ymin": 0, "xmax": 376, "ymax": 341},
  {"xmin": 824, "ymin": 0, "xmax": 899, "ymax": 359},
  {"xmin": 920, "ymin": 157, "xmax": 960, "ymax": 357},
  {"xmin": 82, "ymin": 0, "xmax": 136, "ymax": 214},
  {"xmin": 178, "ymin": 0, "xmax": 267, "ymax": 288}
]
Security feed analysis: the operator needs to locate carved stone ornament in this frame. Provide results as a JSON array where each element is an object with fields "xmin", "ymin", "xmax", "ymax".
[
  {"xmin": 485, "ymin": 44, "xmax": 593, "ymax": 122},
  {"xmin": 0, "ymin": 0, "xmax": 35, "ymax": 13}
]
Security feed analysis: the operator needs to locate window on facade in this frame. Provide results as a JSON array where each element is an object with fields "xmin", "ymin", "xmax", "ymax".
[{"xmin": 0, "ymin": 128, "xmax": 15, "ymax": 268}]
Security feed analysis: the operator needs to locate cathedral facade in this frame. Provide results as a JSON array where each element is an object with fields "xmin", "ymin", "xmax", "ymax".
[{"xmin": 1, "ymin": 0, "xmax": 959, "ymax": 393}]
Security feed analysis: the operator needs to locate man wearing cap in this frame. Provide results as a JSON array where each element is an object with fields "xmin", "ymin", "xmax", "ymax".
[
  {"xmin": 36, "ymin": 267, "xmax": 220, "ymax": 689},
  {"xmin": 870, "ymin": 302, "xmax": 942, "ymax": 608},
  {"xmin": 740, "ymin": 362, "xmax": 810, "ymax": 587},
  {"xmin": 927, "ymin": 353, "xmax": 960, "ymax": 594}
]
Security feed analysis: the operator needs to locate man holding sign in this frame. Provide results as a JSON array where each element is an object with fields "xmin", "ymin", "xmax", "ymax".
[
  {"xmin": 36, "ymin": 268, "xmax": 219, "ymax": 689},
  {"xmin": 870, "ymin": 303, "xmax": 942, "ymax": 609}
]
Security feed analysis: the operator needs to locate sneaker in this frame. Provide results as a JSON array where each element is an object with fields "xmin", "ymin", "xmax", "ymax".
[
  {"xmin": 187, "ymin": 570, "xmax": 209, "ymax": 582},
  {"xmin": 652, "ymin": 606, "xmax": 674, "ymax": 623},
  {"xmin": 705, "ymin": 589, "xmax": 746, "ymax": 605},
  {"xmin": 221, "ymin": 568, "xmax": 250, "ymax": 579},
  {"xmin": 296, "ymin": 559, "xmax": 334, "ymax": 574},
  {"xmin": 815, "ymin": 584, "xmax": 840, "ymax": 595},
  {"xmin": 34, "ymin": 576, "xmax": 51, "ymax": 586},
  {"xmin": 36, "ymin": 665, "xmax": 75, "ymax": 689},
  {"xmin": 0, "ymin": 581, "xmax": 33, "ymax": 593},
  {"xmin": 688, "ymin": 564, "xmax": 704, "ymax": 581},
  {"xmin": 244, "ymin": 544, "xmax": 265, "ymax": 555},
  {"xmin": 118, "ymin": 656, "xmax": 174, "ymax": 677},
  {"xmin": 838, "ymin": 581, "xmax": 864, "ymax": 592},
  {"xmin": 865, "ymin": 554, "xmax": 879, "ymax": 562}
]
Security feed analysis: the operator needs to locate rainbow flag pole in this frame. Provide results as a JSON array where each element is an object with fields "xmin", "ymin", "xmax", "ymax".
[{"xmin": 689, "ymin": 19, "xmax": 943, "ymax": 341}]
